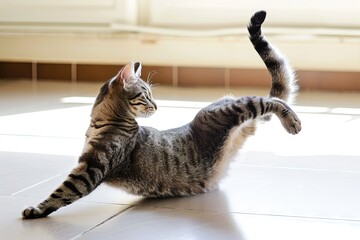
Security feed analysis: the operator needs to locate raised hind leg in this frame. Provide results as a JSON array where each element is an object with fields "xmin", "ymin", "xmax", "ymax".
[
  {"xmin": 235, "ymin": 96, "xmax": 301, "ymax": 134},
  {"xmin": 196, "ymin": 95, "xmax": 301, "ymax": 190},
  {"xmin": 198, "ymin": 96, "xmax": 301, "ymax": 135}
]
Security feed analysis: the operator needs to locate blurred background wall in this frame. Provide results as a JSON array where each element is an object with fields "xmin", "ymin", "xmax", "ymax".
[{"xmin": 0, "ymin": 0, "xmax": 359, "ymax": 90}]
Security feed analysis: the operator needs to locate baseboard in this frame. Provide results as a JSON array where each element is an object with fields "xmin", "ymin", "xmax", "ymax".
[{"xmin": 0, "ymin": 61, "xmax": 359, "ymax": 91}]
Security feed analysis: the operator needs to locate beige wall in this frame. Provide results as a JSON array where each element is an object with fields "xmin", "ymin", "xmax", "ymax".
[{"xmin": 0, "ymin": 0, "xmax": 359, "ymax": 72}]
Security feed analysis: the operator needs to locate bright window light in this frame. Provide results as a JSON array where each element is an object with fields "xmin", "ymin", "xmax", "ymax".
[
  {"xmin": 0, "ymin": 97, "xmax": 359, "ymax": 157},
  {"xmin": 61, "ymin": 97, "xmax": 95, "ymax": 104}
]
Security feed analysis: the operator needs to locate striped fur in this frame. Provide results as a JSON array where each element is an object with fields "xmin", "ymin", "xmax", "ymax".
[
  {"xmin": 22, "ymin": 11, "xmax": 301, "ymax": 219},
  {"xmin": 248, "ymin": 10, "xmax": 298, "ymax": 105}
]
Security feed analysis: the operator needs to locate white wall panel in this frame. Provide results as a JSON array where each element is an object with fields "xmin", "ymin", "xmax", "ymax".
[
  {"xmin": 148, "ymin": 0, "xmax": 360, "ymax": 28},
  {"xmin": 0, "ymin": 0, "xmax": 359, "ymax": 71},
  {"xmin": 0, "ymin": 0, "xmax": 136, "ymax": 24},
  {"xmin": 0, "ymin": 33, "xmax": 359, "ymax": 72}
]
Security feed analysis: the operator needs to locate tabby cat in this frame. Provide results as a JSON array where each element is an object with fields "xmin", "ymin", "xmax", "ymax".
[{"xmin": 22, "ymin": 11, "xmax": 301, "ymax": 219}]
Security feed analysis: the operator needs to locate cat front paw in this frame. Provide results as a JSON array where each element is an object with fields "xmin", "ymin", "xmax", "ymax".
[
  {"xmin": 22, "ymin": 206, "xmax": 47, "ymax": 219},
  {"xmin": 281, "ymin": 112, "xmax": 302, "ymax": 135}
]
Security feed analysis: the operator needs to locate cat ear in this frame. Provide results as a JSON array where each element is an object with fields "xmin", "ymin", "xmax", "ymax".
[
  {"xmin": 115, "ymin": 61, "xmax": 142, "ymax": 86},
  {"xmin": 118, "ymin": 62, "xmax": 132, "ymax": 86},
  {"xmin": 133, "ymin": 61, "xmax": 142, "ymax": 78}
]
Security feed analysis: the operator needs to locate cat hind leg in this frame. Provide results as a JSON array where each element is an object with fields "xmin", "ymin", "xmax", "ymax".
[
  {"xmin": 274, "ymin": 100, "xmax": 301, "ymax": 134},
  {"xmin": 233, "ymin": 96, "xmax": 301, "ymax": 135}
]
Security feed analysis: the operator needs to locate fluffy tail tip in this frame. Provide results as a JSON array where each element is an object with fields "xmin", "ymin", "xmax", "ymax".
[{"xmin": 250, "ymin": 10, "xmax": 267, "ymax": 26}]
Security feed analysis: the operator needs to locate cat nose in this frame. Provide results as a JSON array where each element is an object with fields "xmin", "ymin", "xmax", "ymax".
[{"xmin": 147, "ymin": 105, "xmax": 156, "ymax": 112}]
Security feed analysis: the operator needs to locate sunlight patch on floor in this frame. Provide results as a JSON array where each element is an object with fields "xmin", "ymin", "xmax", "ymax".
[{"xmin": 0, "ymin": 96, "xmax": 359, "ymax": 157}]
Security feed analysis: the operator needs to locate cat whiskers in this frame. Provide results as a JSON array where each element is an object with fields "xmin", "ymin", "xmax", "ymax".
[
  {"xmin": 146, "ymin": 70, "xmax": 158, "ymax": 87},
  {"xmin": 149, "ymin": 83, "xmax": 160, "ymax": 88}
]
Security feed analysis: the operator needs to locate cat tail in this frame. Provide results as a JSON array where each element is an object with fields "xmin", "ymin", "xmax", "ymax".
[{"xmin": 248, "ymin": 11, "xmax": 298, "ymax": 111}]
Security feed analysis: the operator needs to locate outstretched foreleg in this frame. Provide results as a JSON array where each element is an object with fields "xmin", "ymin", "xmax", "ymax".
[{"xmin": 22, "ymin": 153, "xmax": 108, "ymax": 219}]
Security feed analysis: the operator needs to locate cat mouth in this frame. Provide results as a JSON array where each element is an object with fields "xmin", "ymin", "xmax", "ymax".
[{"xmin": 139, "ymin": 110, "xmax": 155, "ymax": 118}]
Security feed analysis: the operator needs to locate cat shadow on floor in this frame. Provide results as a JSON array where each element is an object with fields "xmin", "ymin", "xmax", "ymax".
[
  {"xmin": 131, "ymin": 189, "xmax": 247, "ymax": 239},
  {"xmin": 20, "ymin": 189, "xmax": 246, "ymax": 239}
]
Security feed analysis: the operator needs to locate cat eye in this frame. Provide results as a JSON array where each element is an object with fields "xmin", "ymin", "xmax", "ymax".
[{"xmin": 128, "ymin": 92, "xmax": 143, "ymax": 101}]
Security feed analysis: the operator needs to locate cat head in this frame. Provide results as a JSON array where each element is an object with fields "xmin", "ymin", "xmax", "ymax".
[{"xmin": 92, "ymin": 61, "xmax": 157, "ymax": 120}]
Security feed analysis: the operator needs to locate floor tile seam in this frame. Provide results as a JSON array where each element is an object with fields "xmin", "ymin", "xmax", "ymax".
[
  {"xmin": 0, "ymin": 133, "xmax": 84, "ymax": 140},
  {"xmin": 228, "ymin": 211, "xmax": 360, "ymax": 224},
  {"xmin": 127, "ymin": 204, "xmax": 360, "ymax": 224},
  {"xmin": 6, "ymin": 194, "xmax": 135, "ymax": 209},
  {"xmin": 237, "ymin": 164, "xmax": 360, "ymax": 174},
  {"xmin": 2, "ymin": 194, "xmax": 45, "ymax": 201},
  {"xmin": 77, "ymin": 199, "xmax": 138, "ymax": 207},
  {"xmin": 11, "ymin": 173, "xmax": 63, "ymax": 196},
  {"xmin": 69, "ymin": 205, "xmax": 135, "ymax": 240}
]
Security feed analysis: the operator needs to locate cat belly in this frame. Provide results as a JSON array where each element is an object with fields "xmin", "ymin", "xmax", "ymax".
[
  {"xmin": 104, "ymin": 121, "xmax": 256, "ymax": 197},
  {"xmin": 206, "ymin": 120, "xmax": 256, "ymax": 189},
  {"xmin": 105, "ymin": 166, "xmax": 207, "ymax": 197}
]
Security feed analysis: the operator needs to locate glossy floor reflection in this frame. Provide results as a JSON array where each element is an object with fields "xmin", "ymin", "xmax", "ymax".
[{"xmin": 1, "ymin": 80, "xmax": 360, "ymax": 240}]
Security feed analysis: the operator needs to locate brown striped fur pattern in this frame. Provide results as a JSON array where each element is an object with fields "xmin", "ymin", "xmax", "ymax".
[{"xmin": 22, "ymin": 11, "xmax": 301, "ymax": 219}]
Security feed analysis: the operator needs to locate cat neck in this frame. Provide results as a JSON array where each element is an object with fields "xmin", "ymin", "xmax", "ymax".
[
  {"xmin": 90, "ymin": 118, "xmax": 137, "ymax": 128},
  {"xmin": 91, "ymin": 100, "xmax": 136, "ymax": 123},
  {"xmin": 86, "ymin": 117, "xmax": 139, "ymax": 140}
]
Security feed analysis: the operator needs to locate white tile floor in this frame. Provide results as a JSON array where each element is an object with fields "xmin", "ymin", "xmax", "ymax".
[{"xmin": 1, "ymin": 79, "xmax": 360, "ymax": 240}]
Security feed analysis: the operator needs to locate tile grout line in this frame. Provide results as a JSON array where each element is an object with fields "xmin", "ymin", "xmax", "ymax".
[
  {"xmin": 224, "ymin": 68, "xmax": 230, "ymax": 88},
  {"xmin": 70, "ymin": 205, "xmax": 135, "ymax": 240},
  {"xmin": 71, "ymin": 62, "xmax": 77, "ymax": 92},
  {"xmin": 127, "ymin": 203, "xmax": 360, "ymax": 224},
  {"xmin": 237, "ymin": 164, "xmax": 360, "ymax": 174},
  {"xmin": 228, "ymin": 210, "xmax": 360, "ymax": 224},
  {"xmin": 0, "ymin": 133, "xmax": 84, "ymax": 140},
  {"xmin": 31, "ymin": 61, "xmax": 38, "ymax": 93},
  {"xmin": 172, "ymin": 66, "xmax": 178, "ymax": 87},
  {"xmin": 11, "ymin": 173, "xmax": 63, "ymax": 196}
]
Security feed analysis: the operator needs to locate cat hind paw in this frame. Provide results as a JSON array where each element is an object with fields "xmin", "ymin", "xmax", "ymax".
[{"xmin": 281, "ymin": 113, "xmax": 302, "ymax": 135}]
